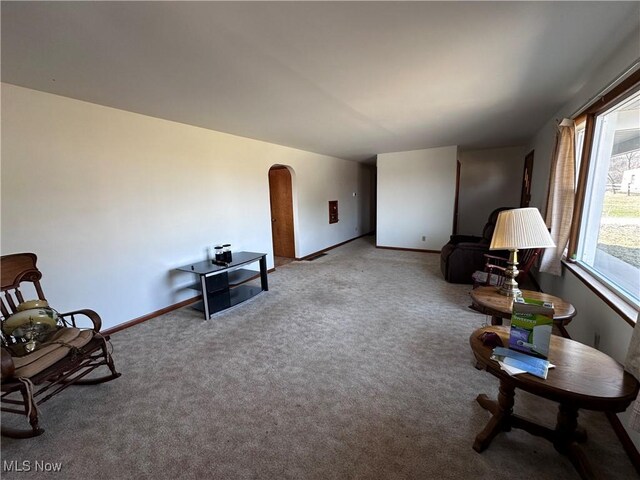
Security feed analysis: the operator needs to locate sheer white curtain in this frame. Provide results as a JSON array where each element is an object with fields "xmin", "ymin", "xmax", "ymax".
[{"xmin": 540, "ymin": 119, "xmax": 576, "ymax": 275}]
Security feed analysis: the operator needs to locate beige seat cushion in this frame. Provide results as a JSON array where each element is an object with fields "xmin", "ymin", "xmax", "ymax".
[{"xmin": 12, "ymin": 328, "xmax": 94, "ymax": 379}]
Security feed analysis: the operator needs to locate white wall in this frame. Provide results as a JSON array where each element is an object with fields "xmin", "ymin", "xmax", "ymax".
[
  {"xmin": 526, "ymin": 27, "xmax": 640, "ymax": 447},
  {"xmin": 1, "ymin": 84, "xmax": 371, "ymax": 329},
  {"xmin": 457, "ymin": 146, "xmax": 525, "ymax": 235},
  {"xmin": 293, "ymin": 157, "xmax": 371, "ymax": 254},
  {"xmin": 376, "ymin": 146, "xmax": 457, "ymax": 250}
]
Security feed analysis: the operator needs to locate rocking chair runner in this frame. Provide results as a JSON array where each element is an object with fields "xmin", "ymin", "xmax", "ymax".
[{"xmin": 1, "ymin": 253, "xmax": 120, "ymax": 438}]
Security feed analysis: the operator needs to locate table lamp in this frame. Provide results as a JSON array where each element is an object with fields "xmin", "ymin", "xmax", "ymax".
[{"xmin": 489, "ymin": 207, "xmax": 555, "ymax": 297}]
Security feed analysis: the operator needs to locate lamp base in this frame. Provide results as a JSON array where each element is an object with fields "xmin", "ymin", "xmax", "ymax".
[
  {"xmin": 496, "ymin": 249, "xmax": 522, "ymax": 297},
  {"xmin": 497, "ymin": 283, "xmax": 522, "ymax": 297}
]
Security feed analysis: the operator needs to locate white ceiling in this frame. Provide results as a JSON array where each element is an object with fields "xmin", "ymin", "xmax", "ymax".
[{"xmin": 2, "ymin": 2, "xmax": 639, "ymax": 161}]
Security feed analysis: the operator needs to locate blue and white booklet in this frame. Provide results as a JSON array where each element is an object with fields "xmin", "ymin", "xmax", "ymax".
[{"xmin": 491, "ymin": 346, "xmax": 553, "ymax": 379}]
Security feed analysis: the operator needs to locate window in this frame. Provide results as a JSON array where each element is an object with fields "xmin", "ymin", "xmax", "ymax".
[{"xmin": 574, "ymin": 87, "xmax": 640, "ymax": 307}]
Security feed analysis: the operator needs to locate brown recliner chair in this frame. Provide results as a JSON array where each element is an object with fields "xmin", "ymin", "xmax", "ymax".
[
  {"xmin": 440, "ymin": 207, "xmax": 512, "ymax": 284},
  {"xmin": 1, "ymin": 253, "xmax": 120, "ymax": 438}
]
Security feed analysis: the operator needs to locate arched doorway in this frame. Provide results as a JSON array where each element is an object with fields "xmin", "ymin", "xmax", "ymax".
[{"xmin": 268, "ymin": 165, "xmax": 295, "ymax": 266}]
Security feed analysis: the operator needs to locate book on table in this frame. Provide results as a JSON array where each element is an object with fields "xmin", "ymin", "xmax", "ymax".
[{"xmin": 491, "ymin": 346, "xmax": 551, "ymax": 379}]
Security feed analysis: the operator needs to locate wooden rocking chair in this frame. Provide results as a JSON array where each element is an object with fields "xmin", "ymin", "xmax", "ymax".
[
  {"xmin": 1, "ymin": 253, "xmax": 120, "ymax": 438},
  {"xmin": 472, "ymin": 248, "xmax": 543, "ymax": 291}
]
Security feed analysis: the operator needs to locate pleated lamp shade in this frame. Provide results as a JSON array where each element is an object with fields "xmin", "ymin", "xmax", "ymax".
[{"xmin": 490, "ymin": 208, "xmax": 555, "ymax": 250}]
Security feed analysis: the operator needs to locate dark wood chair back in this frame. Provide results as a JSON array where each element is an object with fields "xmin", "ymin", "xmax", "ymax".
[
  {"xmin": 519, "ymin": 248, "xmax": 542, "ymax": 271},
  {"xmin": 1, "ymin": 253, "xmax": 47, "ymax": 320},
  {"xmin": 473, "ymin": 248, "xmax": 542, "ymax": 291}
]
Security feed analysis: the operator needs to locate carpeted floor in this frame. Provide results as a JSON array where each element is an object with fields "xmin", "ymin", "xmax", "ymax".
[{"xmin": 1, "ymin": 236, "xmax": 635, "ymax": 479}]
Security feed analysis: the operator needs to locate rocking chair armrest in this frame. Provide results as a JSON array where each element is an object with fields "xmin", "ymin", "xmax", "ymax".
[
  {"xmin": 1, "ymin": 347, "xmax": 16, "ymax": 379},
  {"xmin": 485, "ymin": 263, "xmax": 506, "ymax": 274},
  {"xmin": 483, "ymin": 253, "xmax": 509, "ymax": 264},
  {"xmin": 58, "ymin": 309, "xmax": 102, "ymax": 332}
]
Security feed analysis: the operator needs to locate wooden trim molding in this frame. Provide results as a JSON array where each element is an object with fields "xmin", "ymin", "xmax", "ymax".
[
  {"xmin": 103, "ymin": 295, "xmax": 201, "ymax": 335},
  {"xmin": 567, "ymin": 70, "xmax": 640, "ymax": 257},
  {"xmin": 376, "ymin": 245, "xmax": 440, "ymax": 254},
  {"xmin": 568, "ymin": 113, "xmax": 596, "ymax": 257},
  {"xmin": 297, "ymin": 232, "xmax": 374, "ymax": 261},
  {"xmin": 562, "ymin": 260, "xmax": 638, "ymax": 327},
  {"xmin": 106, "ymin": 236, "xmax": 372, "ymax": 335},
  {"xmin": 582, "ymin": 69, "xmax": 640, "ymax": 117}
]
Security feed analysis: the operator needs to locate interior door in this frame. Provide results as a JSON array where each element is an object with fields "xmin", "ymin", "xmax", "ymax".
[{"xmin": 269, "ymin": 166, "xmax": 295, "ymax": 258}]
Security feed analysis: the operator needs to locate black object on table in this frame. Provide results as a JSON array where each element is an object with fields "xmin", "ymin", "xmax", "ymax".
[{"xmin": 177, "ymin": 251, "xmax": 268, "ymax": 319}]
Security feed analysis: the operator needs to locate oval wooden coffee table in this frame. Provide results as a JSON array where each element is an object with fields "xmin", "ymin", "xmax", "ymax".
[
  {"xmin": 470, "ymin": 325, "xmax": 638, "ymax": 479},
  {"xmin": 470, "ymin": 286, "xmax": 576, "ymax": 337}
]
